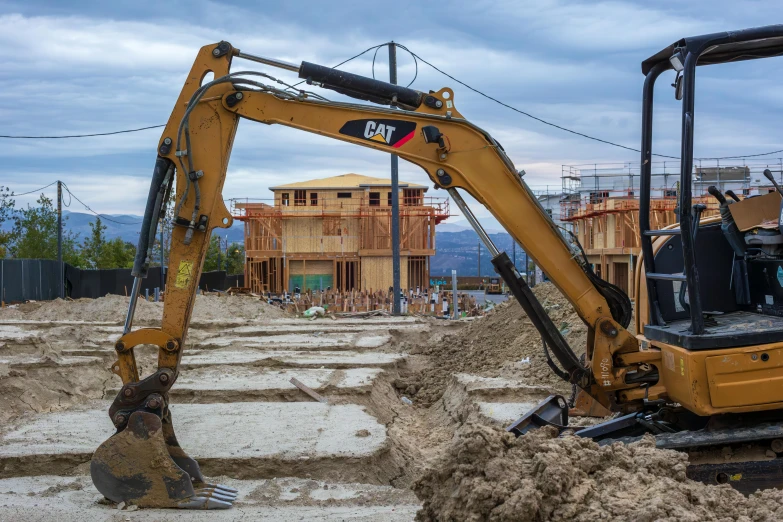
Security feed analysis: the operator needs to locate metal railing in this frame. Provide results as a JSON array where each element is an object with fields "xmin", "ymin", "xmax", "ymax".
[{"xmin": 562, "ymin": 159, "xmax": 783, "ymax": 195}]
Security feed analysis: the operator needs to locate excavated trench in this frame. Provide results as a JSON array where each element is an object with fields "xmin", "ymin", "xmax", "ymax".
[
  {"xmin": 0, "ymin": 318, "xmax": 533, "ymax": 485},
  {"xmin": 0, "ymin": 290, "xmax": 596, "ymax": 520},
  {"xmin": 0, "ymin": 299, "xmax": 455, "ymax": 520},
  {"xmin": 8, "ymin": 288, "xmax": 781, "ymax": 520}
]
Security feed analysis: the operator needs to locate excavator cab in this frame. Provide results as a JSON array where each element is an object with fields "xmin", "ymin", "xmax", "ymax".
[
  {"xmin": 639, "ymin": 25, "xmax": 783, "ymax": 350},
  {"xmin": 637, "ymin": 26, "xmax": 783, "ymax": 416}
]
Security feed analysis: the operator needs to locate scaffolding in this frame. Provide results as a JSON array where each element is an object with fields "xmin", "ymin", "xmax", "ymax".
[
  {"xmin": 558, "ymin": 157, "xmax": 783, "ymax": 297},
  {"xmin": 562, "ymin": 158, "xmax": 783, "ymax": 201}
]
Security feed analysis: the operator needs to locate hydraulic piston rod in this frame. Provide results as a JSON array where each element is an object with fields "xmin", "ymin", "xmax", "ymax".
[{"xmin": 236, "ymin": 51, "xmax": 300, "ymax": 73}]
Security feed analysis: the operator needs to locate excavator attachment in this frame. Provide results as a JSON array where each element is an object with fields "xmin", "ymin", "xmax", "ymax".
[
  {"xmin": 91, "ymin": 411, "xmax": 236, "ymax": 509},
  {"xmin": 506, "ymin": 395, "xmax": 570, "ymax": 436}
]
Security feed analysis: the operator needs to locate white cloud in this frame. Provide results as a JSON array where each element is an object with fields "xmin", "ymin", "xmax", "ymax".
[{"xmin": 1, "ymin": 2, "xmax": 782, "ymax": 233}]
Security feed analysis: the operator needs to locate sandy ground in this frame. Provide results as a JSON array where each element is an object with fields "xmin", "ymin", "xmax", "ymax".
[{"xmin": 2, "ymin": 286, "xmax": 783, "ymax": 521}]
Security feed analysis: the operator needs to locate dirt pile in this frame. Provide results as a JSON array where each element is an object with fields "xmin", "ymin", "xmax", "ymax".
[
  {"xmin": 0, "ymin": 293, "xmax": 288, "ymax": 323},
  {"xmin": 414, "ymin": 423, "xmax": 783, "ymax": 522},
  {"xmin": 398, "ymin": 283, "xmax": 585, "ymax": 405}
]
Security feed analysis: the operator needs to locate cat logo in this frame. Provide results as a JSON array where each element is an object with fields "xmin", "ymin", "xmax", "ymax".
[
  {"xmin": 339, "ymin": 119, "xmax": 416, "ymax": 148},
  {"xmin": 364, "ymin": 121, "xmax": 395, "ymax": 144}
]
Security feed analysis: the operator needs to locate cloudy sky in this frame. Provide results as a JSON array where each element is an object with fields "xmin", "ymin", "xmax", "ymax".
[{"xmin": 0, "ymin": 1, "xmax": 781, "ymax": 229}]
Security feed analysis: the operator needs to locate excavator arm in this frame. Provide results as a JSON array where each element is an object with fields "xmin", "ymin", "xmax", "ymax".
[{"xmin": 91, "ymin": 41, "xmax": 647, "ymax": 509}]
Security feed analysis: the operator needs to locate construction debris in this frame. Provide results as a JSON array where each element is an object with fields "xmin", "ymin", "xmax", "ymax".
[
  {"xmin": 277, "ymin": 288, "xmax": 485, "ymax": 317},
  {"xmin": 289, "ymin": 376, "xmax": 329, "ymax": 403}
]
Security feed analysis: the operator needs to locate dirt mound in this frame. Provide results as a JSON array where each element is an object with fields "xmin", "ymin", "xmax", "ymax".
[
  {"xmin": 399, "ymin": 283, "xmax": 585, "ymax": 405},
  {"xmin": 0, "ymin": 357, "xmax": 113, "ymax": 423},
  {"xmin": 0, "ymin": 293, "xmax": 288, "ymax": 323},
  {"xmin": 414, "ymin": 423, "xmax": 783, "ymax": 522}
]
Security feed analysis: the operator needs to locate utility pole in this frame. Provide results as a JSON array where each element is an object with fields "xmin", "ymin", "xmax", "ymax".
[
  {"xmin": 57, "ymin": 180, "xmax": 63, "ymax": 299},
  {"xmin": 160, "ymin": 224, "xmax": 165, "ymax": 291},
  {"xmin": 217, "ymin": 235, "xmax": 222, "ymax": 272},
  {"xmin": 477, "ymin": 238, "xmax": 481, "ymax": 276},
  {"xmin": 389, "ymin": 41, "xmax": 401, "ymax": 315},
  {"xmin": 512, "ymin": 241, "xmax": 516, "ymax": 270}
]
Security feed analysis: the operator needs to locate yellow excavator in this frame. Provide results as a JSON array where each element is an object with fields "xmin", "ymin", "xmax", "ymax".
[{"xmin": 92, "ymin": 26, "xmax": 783, "ymax": 508}]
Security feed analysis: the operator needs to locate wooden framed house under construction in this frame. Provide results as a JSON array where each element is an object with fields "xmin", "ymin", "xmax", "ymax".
[{"xmin": 233, "ymin": 173, "xmax": 450, "ymax": 294}]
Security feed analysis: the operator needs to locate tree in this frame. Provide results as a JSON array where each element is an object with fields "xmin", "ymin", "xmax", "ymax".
[
  {"xmin": 82, "ymin": 217, "xmax": 136, "ymax": 269},
  {"xmin": 82, "ymin": 217, "xmax": 107, "ymax": 268},
  {"xmin": 100, "ymin": 238, "xmax": 136, "ymax": 269},
  {"xmin": 10, "ymin": 194, "xmax": 85, "ymax": 267},
  {"xmin": 0, "ymin": 186, "xmax": 15, "ymax": 258},
  {"xmin": 202, "ymin": 235, "xmax": 222, "ymax": 272},
  {"xmin": 225, "ymin": 243, "xmax": 245, "ymax": 275},
  {"xmin": 202, "ymin": 235, "xmax": 244, "ymax": 274}
]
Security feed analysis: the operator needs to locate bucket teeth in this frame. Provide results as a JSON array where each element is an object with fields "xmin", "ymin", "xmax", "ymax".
[
  {"xmin": 205, "ymin": 483, "xmax": 239, "ymax": 495},
  {"xmin": 177, "ymin": 496, "xmax": 233, "ymax": 510},
  {"xmin": 194, "ymin": 488, "xmax": 237, "ymax": 501},
  {"xmin": 90, "ymin": 411, "xmax": 237, "ymax": 509}
]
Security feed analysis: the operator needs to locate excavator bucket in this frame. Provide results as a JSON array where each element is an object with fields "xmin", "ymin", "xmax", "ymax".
[
  {"xmin": 506, "ymin": 395, "xmax": 570, "ymax": 436},
  {"xmin": 90, "ymin": 411, "xmax": 237, "ymax": 509}
]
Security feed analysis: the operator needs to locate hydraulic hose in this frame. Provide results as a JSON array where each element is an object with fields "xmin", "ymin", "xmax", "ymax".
[{"xmin": 132, "ymin": 157, "xmax": 174, "ymax": 278}]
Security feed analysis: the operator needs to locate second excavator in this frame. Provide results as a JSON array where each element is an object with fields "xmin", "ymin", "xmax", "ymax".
[{"xmin": 91, "ymin": 25, "xmax": 783, "ymax": 509}]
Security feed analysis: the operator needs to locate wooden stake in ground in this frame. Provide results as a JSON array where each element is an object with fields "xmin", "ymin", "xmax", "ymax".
[{"xmin": 289, "ymin": 377, "xmax": 328, "ymax": 403}]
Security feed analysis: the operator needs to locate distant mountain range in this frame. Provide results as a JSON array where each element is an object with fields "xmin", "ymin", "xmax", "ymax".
[
  {"xmin": 0, "ymin": 211, "xmax": 246, "ymax": 244},
  {"xmin": 0, "ymin": 212, "xmax": 523, "ymax": 276},
  {"xmin": 429, "ymin": 228, "xmax": 526, "ymax": 277}
]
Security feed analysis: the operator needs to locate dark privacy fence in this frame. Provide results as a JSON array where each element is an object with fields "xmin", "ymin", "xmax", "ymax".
[{"xmin": 0, "ymin": 259, "xmax": 244, "ymax": 302}]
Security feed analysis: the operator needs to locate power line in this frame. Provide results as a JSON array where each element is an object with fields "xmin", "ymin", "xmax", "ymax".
[
  {"xmin": 396, "ymin": 44, "xmax": 680, "ymax": 160},
  {"xmin": 6, "ymin": 180, "xmax": 142, "ymax": 225},
  {"xmin": 0, "ymin": 125, "xmax": 165, "ymax": 139},
  {"xmin": 371, "ymin": 42, "xmax": 418, "ymax": 88},
  {"xmin": 396, "ymin": 43, "xmax": 782, "ymax": 162},
  {"xmin": 61, "ymin": 183, "xmax": 142, "ymax": 225},
  {"xmin": 8, "ymin": 181, "xmax": 59, "ymax": 197},
  {"xmin": 700, "ymin": 149, "xmax": 783, "ymax": 160}
]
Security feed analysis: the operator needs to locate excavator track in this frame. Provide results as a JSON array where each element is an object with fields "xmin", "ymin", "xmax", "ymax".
[{"xmin": 599, "ymin": 422, "xmax": 783, "ymax": 494}]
